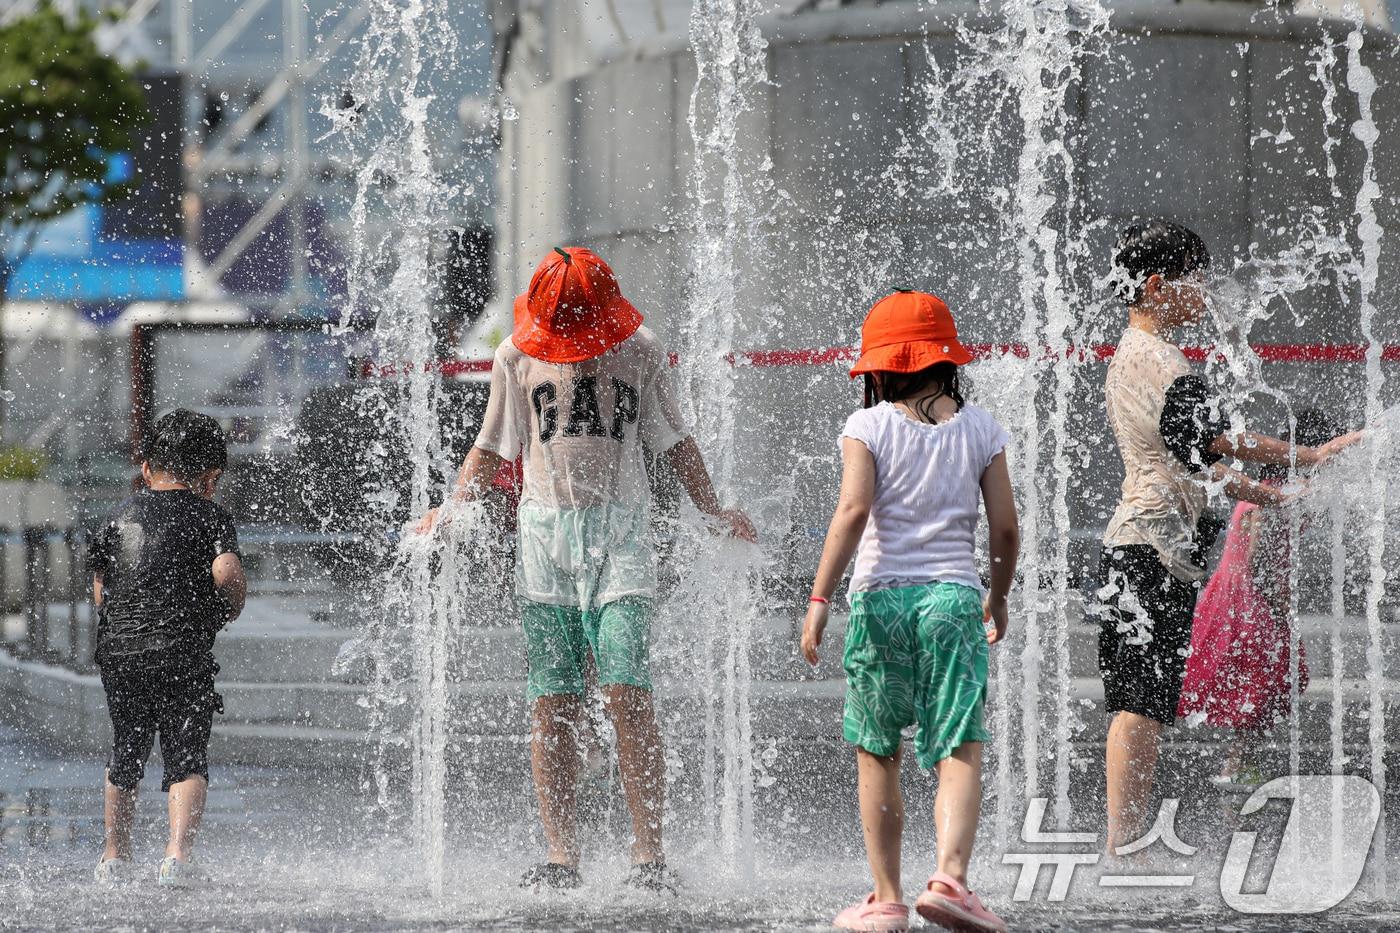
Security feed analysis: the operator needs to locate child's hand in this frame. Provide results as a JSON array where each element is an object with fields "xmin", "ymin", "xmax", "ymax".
[
  {"xmin": 800, "ymin": 601, "xmax": 828, "ymax": 666},
  {"xmin": 414, "ymin": 507, "xmax": 441, "ymax": 535},
  {"xmin": 984, "ymin": 595, "xmax": 1009, "ymax": 645},
  {"xmin": 718, "ymin": 508, "xmax": 758, "ymax": 543},
  {"xmin": 1311, "ymin": 430, "xmax": 1366, "ymax": 467}
]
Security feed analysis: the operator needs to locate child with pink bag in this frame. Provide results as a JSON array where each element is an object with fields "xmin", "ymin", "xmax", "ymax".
[{"xmin": 1177, "ymin": 412, "xmax": 1339, "ymax": 787}]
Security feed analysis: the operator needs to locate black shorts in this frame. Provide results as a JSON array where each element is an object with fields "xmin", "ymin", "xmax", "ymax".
[
  {"xmin": 1096, "ymin": 546, "xmax": 1202, "ymax": 725},
  {"xmin": 100, "ymin": 656, "xmax": 220, "ymax": 792}
]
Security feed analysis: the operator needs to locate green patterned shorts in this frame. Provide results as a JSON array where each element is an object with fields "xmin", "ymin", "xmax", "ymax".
[
  {"xmin": 520, "ymin": 597, "xmax": 653, "ymax": 702},
  {"xmin": 842, "ymin": 581, "xmax": 991, "ymax": 768}
]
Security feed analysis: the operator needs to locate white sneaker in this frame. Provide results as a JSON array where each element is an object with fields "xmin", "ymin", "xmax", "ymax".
[
  {"xmin": 157, "ymin": 856, "xmax": 209, "ymax": 888},
  {"xmin": 94, "ymin": 857, "xmax": 135, "ymax": 884}
]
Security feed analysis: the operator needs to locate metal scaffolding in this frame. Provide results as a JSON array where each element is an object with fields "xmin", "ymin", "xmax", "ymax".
[{"xmin": 80, "ymin": 0, "xmax": 374, "ymax": 315}]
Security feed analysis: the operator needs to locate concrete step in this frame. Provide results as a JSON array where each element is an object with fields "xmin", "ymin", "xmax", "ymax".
[
  {"xmin": 10, "ymin": 646, "xmax": 1400, "ymax": 775},
  {"xmin": 206, "ymin": 722, "xmax": 377, "ymax": 771},
  {"xmin": 7, "ymin": 578, "xmax": 1399, "ymax": 774},
  {"xmin": 217, "ymin": 601, "xmax": 358, "ymax": 683},
  {"xmin": 45, "ymin": 591, "xmax": 1390, "ymax": 689},
  {"xmin": 9, "ymin": 596, "xmax": 366, "ymax": 682},
  {"xmin": 712, "ymin": 605, "xmax": 1397, "ymax": 683},
  {"xmin": 1060, "ymin": 675, "xmax": 1400, "ymax": 743},
  {"xmin": 1061, "ymin": 613, "xmax": 1400, "ymax": 679}
]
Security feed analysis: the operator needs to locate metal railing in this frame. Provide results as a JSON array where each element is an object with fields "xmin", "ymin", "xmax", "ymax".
[
  {"xmin": 0, "ymin": 526, "xmax": 91, "ymax": 670},
  {"xmin": 0, "ymin": 525, "xmax": 374, "ymax": 673}
]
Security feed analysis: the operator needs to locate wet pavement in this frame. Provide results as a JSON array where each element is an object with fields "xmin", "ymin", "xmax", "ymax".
[{"xmin": 3, "ymin": 724, "xmax": 1399, "ymax": 931}]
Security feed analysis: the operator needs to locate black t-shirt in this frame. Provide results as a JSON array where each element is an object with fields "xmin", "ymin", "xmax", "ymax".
[
  {"xmin": 1158, "ymin": 373, "xmax": 1231, "ymax": 569},
  {"xmin": 1159, "ymin": 373, "xmax": 1229, "ymax": 472},
  {"xmin": 87, "ymin": 489, "xmax": 241, "ymax": 665}
]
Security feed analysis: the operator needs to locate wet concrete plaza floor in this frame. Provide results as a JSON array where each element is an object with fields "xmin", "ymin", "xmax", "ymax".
[{"xmin": 3, "ymin": 725, "xmax": 1398, "ymax": 932}]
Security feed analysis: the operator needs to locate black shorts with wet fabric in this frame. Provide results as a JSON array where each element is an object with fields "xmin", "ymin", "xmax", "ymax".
[
  {"xmin": 1096, "ymin": 545, "xmax": 1202, "ymax": 725},
  {"xmin": 101, "ymin": 654, "xmax": 220, "ymax": 792}
]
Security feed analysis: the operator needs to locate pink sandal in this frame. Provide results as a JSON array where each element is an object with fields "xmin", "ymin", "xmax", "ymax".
[
  {"xmin": 914, "ymin": 872, "xmax": 1006, "ymax": 932},
  {"xmin": 833, "ymin": 893, "xmax": 910, "ymax": 932}
]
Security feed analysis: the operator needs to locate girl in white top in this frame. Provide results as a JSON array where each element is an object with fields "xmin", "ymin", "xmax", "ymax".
[{"xmin": 801, "ymin": 290, "xmax": 1020, "ymax": 933}]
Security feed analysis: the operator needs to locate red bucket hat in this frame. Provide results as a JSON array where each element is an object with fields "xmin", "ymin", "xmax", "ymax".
[
  {"xmin": 848, "ymin": 289, "xmax": 973, "ymax": 377},
  {"xmin": 512, "ymin": 246, "xmax": 644, "ymax": 364}
]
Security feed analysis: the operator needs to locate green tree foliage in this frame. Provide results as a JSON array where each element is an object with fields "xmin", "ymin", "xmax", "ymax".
[
  {"xmin": 0, "ymin": 444, "xmax": 48, "ymax": 480},
  {"xmin": 0, "ymin": 1, "xmax": 150, "ymax": 429},
  {"xmin": 0, "ymin": 1, "xmax": 149, "ymax": 264}
]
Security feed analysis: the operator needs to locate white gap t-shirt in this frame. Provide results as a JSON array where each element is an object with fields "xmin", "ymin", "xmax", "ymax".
[
  {"xmin": 473, "ymin": 326, "xmax": 689, "ymax": 607},
  {"xmin": 841, "ymin": 401, "xmax": 1009, "ymax": 596}
]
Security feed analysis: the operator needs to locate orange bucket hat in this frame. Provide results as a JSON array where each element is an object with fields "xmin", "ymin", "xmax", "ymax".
[
  {"xmin": 512, "ymin": 246, "xmax": 643, "ymax": 364},
  {"xmin": 848, "ymin": 289, "xmax": 973, "ymax": 377}
]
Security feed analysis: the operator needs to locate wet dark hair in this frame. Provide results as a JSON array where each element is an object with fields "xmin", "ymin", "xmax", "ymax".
[
  {"xmin": 1260, "ymin": 408, "xmax": 1338, "ymax": 481},
  {"xmin": 1111, "ymin": 220, "xmax": 1211, "ymax": 305},
  {"xmin": 863, "ymin": 362, "xmax": 964, "ymax": 420},
  {"xmin": 146, "ymin": 409, "xmax": 228, "ymax": 483}
]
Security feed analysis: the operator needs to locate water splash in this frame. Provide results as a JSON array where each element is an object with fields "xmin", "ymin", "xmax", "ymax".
[
  {"xmin": 1345, "ymin": 13, "xmax": 1389, "ymax": 898},
  {"xmin": 1009, "ymin": 0, "xmax": 1109, "ymax": 827},
  {"xmin": 892, "ymin": 37, "xmax": 964, "ymax": 204},
  {"xmin": 1203, "ymin": 229, "xmax": 1355, "ymax": 392},
  {"xmin": 951, "ymin": 0, "xmax": 1110, "ymax": 832},
  {"xmin": 684, "ymin": 0, "xmax": 771, "ymax": 879},
  {"xmin": 1312, "ymin": 27, "xmax": 1351, "ymax": 882},
  {"xmin": 1314, "ymin": 32, "xmax": 1345, "ymax": 202},
  {"xmin": 330, "ymin": 0, "xmax": 468, "ymax": 896}
]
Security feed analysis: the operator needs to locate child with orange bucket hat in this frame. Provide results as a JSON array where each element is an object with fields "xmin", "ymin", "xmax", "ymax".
[
  {"xmin": 416, "ymin": 246, "xmax": 755, "ymax": 894},
  {"xmin": 800, "ymin": 290, "xmax": 1020, "ymax": 932}
]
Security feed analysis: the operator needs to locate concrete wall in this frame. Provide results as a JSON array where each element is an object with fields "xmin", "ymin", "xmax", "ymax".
[{"xmin": 492, "ymin": 2, "xmax": 1400, "ymax": 592}]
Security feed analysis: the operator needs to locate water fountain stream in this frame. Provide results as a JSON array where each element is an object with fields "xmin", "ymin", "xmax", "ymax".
[
  {"xmin": 331, "ymin": 0, "xmax": 469, "ymax": 896},
  {"xmin": 1345, "ymin": 8, "xmax": 1390, "ymax": 895},
  {"xmin": 1314, "ymin": 30, "xmax": 1353, "ymax": 887},
  {"xmin": 1000, "ymin": 0, "xmax": 1110, "ymax": 830},
  {"xmin": 683, "ymin": 0, "xmax": 771, "ymax": 879}
]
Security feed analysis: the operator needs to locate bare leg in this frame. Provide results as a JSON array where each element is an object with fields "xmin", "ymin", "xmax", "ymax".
[
  {"xmin": 103, "ymin": 771, "xmax": 138, "ymax": 862},
  {"xmin": 1105, "ymin": 711, "xmax": 1162, "ymax": 854},
  {"xmin": 165, "ymin": 775, "xmax": 207, "ymax": 861},
  {"xmin": 929, "ymin": 742, "xmax": 982, "ymax": 894},
  {"xmin": 602, "ymin": 684, "xmax": 664, "ymax": 864},
  {"xmin": 579, "ymin": 665, "xmax": 609, "ymax": 785},
  {"xmin": 857, "ymin": 747, "xmax": 904, "ymax": 903},
  {"xmin": 532, "ymin": 694, "xmax": 583, "ymax": 867}
]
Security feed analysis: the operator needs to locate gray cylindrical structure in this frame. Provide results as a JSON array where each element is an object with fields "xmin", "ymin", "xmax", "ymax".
[{"xmin": 491, "ymin": 1, "xmax": 1400, "ymax": 588}]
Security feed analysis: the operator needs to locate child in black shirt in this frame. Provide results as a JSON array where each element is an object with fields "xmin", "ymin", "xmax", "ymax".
[
  {"xmin": 1098, "ymin": 222, "xmax": 1363, "ymax": 856},
  {"xmin": 89, "ymin": 409, "xmax": 246, "ymax": 886}
]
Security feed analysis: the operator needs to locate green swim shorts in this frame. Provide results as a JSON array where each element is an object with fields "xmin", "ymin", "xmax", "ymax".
[
  {"xmin": 842, "ymin": 581, "xmax": 991, "ymax": 768},
  {"xmin": 520, "ymin": 596, "xmax": 653, "ymax": 702}
]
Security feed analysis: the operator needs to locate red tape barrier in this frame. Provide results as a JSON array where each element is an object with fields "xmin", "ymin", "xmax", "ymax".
[{"xmin": 360, "ymin": 342, "xmax": 1400, "ymax": 379}]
